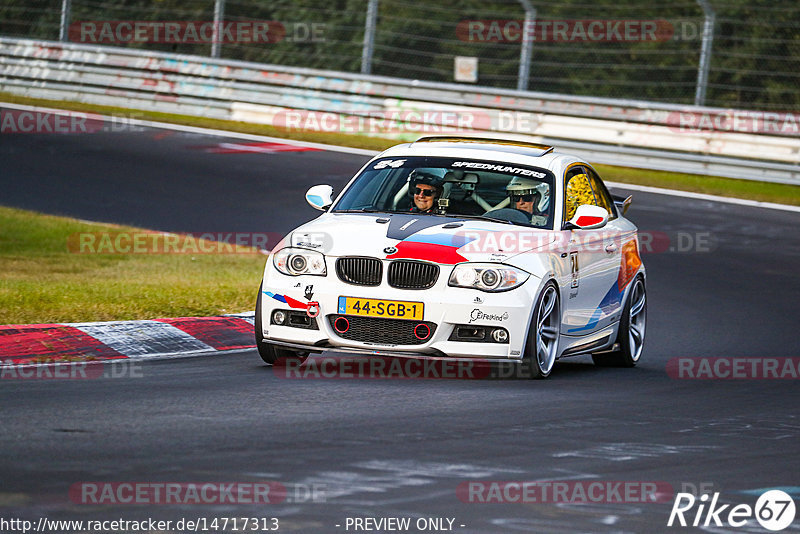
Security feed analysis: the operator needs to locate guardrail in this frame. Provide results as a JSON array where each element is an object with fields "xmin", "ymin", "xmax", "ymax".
[{"xmin": 1, "ymin": 37, "xmax": 798, "ymax": 185}]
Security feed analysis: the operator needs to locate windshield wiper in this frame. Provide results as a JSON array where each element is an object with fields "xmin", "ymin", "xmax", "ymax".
[
  {"xmin": 437, "ymin": 213, "xmax": 515, "ymax": 225},
  {"xmin": 334, "ymin": 208, "xmax": 383, "ymax": 213},
  {"xmin": 335, "ymin": 208, "xmax": 412, "ymax": 214}
]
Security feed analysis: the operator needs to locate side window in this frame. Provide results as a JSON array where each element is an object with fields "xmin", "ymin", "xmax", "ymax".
[
  {"xmin": 345, "ymin": 169, "xmax": 390, "ymax": 208},
  {"xmin": 585, "ymin": 167, "xmax": 616, "ymax": 218},
  {"xmin": 564, "ymin": 167, "xmax": 597, "ymax": 221},
  {"xmin": 345, "ymin": 169, "xmax": 407, "ymax": 209}
]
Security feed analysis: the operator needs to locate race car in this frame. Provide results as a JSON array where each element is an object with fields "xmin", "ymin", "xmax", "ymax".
[{"xmin": 255, "ymin": 136, "xmax": 646, "ymax": 378}]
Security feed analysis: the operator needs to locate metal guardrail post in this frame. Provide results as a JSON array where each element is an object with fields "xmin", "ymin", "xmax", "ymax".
[
  {"xmin": 694, "ymin": 0, "xmax": 715, "ymax": 106},
  {"xmin": 361, "ymin": 0, "xmax": 378, "ymax": 74},
  {"xmin": 211, "ymin": 0, "xmax": 225, "ymax": 58},
  {"xmin": 59, "ymin": 0, "xmax": 71, "ymax": 42},
  {"xmin": 517, "ymin": 0, "xmax": 536, "ymax": 91}
]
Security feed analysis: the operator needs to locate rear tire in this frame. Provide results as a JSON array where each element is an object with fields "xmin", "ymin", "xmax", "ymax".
[
  {"xmin": 592, "ymin": 275, "xmax": 646, "ymax": 367},
  {"xmin": 255, "ymin": 283, "xmax": 307, "ymax": 365},
  {"xmin": 520, "ymin": 281, "xmax": 560, "ymax": 379}
]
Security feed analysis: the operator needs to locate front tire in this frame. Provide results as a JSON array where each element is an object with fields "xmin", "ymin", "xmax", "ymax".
[
  {"xmin": 520, "ymin": 281, "xmax": 561, "ymax": 379},
  {"xmin": 255, "ymin": 282, "xmax": 306, "ymax": 365},
  {"xmin": 592, "ymin": 275, "xmax": 646, "ymax": 367}
]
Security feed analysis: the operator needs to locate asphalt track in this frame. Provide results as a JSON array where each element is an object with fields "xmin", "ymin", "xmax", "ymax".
[{"xmin": 1, "ymin": 123, "xmax": 799, "ymax": 533}]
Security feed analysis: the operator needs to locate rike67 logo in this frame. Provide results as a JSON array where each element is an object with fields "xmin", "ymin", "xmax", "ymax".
[{"xmin": 668, "ymin": 490, "xmax": 796, "ymax": 531}]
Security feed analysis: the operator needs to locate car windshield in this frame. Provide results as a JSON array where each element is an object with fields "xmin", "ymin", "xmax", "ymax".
[{"xmin": 332, "ymin": 156, "xmax": 556, "ymax": 229}]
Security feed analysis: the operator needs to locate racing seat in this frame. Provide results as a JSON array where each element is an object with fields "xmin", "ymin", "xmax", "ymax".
[{"xmin": 565, "ymin": 173, "xmax": 594, "ymax": 221}]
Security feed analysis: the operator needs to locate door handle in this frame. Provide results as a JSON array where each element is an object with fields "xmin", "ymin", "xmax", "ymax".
[{"xmin": 605, "ymin": 243, "xmax": 617, "ymax": 253}]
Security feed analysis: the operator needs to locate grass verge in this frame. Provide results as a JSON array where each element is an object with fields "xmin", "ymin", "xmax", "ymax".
[
  {"xmin": 2, "ymin": 92, "xmax": 799, "ymax": 206},
  {"xmin": 0, "ymin": 206, "xmax": 265, "ymax": 324},
  {"xmin": 596, "ymin": 165, "xmax": 799, "ymax": 206}
]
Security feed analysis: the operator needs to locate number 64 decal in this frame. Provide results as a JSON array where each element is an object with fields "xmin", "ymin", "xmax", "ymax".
[
  {"xmin": 373, "ymin": 159, "xmax": 406, "ymax": 169},
  {"xmin": 570, "ymin": 251, "xmax": 580, "ymax": 289}
]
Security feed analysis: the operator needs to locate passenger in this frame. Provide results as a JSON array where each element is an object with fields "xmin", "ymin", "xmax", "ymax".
[{"xmin": 507, "ymin": 177, "xmax": 548, "ymax": 225}]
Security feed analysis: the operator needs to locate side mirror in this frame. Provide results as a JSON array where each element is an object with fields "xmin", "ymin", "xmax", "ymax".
[
  {"xmin": 305, "ymin": 185, "xmax": 334, "ymax": 211},
  {"xmin": 612, "ymin": 194, "xmax": 633, "ymax": 216},
  {"xmin": 565, "ymin": 204, "xmax": 609, "ymax": 230}
]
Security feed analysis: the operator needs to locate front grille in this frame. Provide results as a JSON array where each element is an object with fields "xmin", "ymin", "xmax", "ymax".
[
  {"xmin": 336, "ymin": 257, "xmax": 382, "ymax": 286},
  {"xmin": 327, "ymin": 315, "xmax": 437, "ymax": 345},
  {"xmin": 388, "ymin": 260, "xmax": 439, "ymax": 289}
]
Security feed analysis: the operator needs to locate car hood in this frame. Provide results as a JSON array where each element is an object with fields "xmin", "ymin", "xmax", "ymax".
[{"xmin": 281, "ymin": 213, "xmax": 560, "ymax": 264}]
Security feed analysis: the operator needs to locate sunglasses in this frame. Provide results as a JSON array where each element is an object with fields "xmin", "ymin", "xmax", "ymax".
[
  {"xmin": 414, "ymin": 187, "xmax": 436, "ymax": 197},
  {"xmin": 511, "ymin": 194, "xmax": 535, "ymax": 203}
]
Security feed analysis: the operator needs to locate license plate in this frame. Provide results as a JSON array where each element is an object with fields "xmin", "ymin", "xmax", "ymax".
[{"xmin": 337, "ymin": 296, "xmax": 424, "ymax": 320}]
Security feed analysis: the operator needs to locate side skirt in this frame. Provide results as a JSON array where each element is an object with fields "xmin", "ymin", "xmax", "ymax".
[{"xmin": 557, "ymin": 324, "xmax": 618, "ymax": 358}]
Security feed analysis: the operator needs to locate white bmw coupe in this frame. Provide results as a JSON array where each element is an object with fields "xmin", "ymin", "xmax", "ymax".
[{"xmin": 256, "ymin": 137, "xmax": 646, "ymax": 378}]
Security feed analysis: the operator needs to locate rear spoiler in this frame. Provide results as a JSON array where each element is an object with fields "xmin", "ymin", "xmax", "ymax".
[{"xmin": 612, "ymin": 194, "xmax": 632, "ymax": 216}]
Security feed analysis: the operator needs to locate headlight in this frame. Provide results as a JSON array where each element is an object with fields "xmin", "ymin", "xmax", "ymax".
[
  {"xmin": 449, "ymin": 263, "xmax": 529, "ymax": 292},
  {"xmin": 273, "ymin": 248, "xmax": 327, "ymax": 276}
]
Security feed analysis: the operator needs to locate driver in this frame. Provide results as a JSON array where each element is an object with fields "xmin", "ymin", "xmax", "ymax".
[
  {"xmin": 507, "ymin": 176, "xmax": 548, "ymax": 226},
  {"xmin": 408, "ymin": 170, "xmax": 442, "ymax": 213}
]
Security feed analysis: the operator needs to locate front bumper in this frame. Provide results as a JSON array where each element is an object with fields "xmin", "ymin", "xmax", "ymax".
[{"xmin": 259, "ymin": 263, "xmax": 540, "ymax": 361}]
